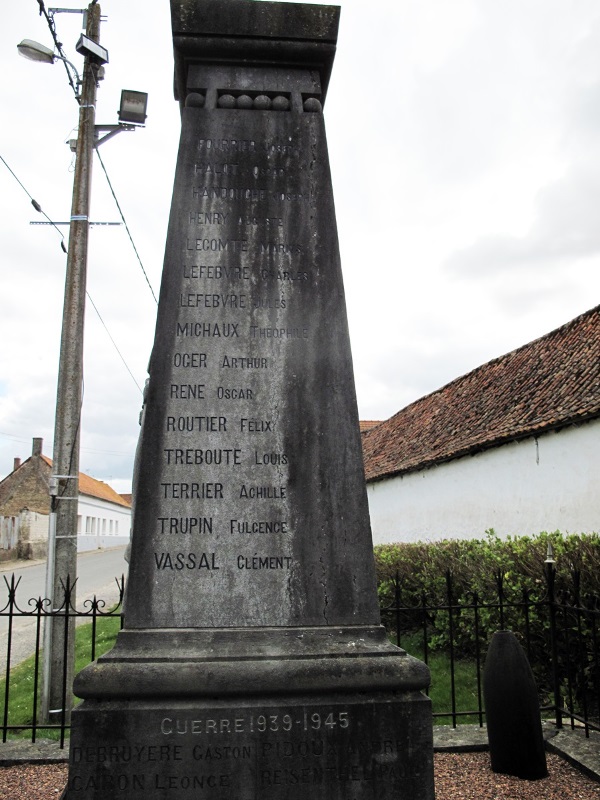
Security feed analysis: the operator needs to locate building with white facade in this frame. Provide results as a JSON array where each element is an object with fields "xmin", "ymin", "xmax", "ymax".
[
  {"xmin": 362, "ymin": 306, "xmax": 600, "ymax": 543},
  {"xmin": 0, "ymin": 438, "xmax": 131, "ymax": 560}
]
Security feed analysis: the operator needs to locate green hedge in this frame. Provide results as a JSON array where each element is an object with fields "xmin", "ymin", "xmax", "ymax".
[
  {"xmin": 374, "ymin": 531, "xmax": 600, "ymax": 708},
  {"xmin": 375, "ymin": 530, "xmax": 600, "ymax": 609}
]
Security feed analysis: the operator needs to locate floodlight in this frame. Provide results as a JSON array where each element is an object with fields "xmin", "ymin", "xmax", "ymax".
[
  {"xmin": 118, "ymin": 90, "xmax": 148, "ymax": 125},
  {"xmin": 75, "ymin": 34, "xmax": 109, "ymax": 65}
]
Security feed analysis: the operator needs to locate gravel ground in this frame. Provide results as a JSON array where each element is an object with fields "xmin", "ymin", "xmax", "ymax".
[{"xmin": 0, "ymin": 752, "xmax": 599, "ymax": 799}]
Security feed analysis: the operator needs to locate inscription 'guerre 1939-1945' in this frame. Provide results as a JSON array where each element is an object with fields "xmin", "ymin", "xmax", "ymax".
[{"xmin": 63, "ymin": 2, "xmax": 434, "ymax": 798}]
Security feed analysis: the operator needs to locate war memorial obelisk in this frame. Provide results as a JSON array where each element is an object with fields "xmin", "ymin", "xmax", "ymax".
[{"xmin": 63, "ymin": 2, "xmax": 434, "ymax": 797}]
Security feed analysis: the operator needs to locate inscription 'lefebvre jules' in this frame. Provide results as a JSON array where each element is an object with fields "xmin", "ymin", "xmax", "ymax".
[{"xmin": 178, "ymin": 291, "xmax": 287, "ymax": 310}]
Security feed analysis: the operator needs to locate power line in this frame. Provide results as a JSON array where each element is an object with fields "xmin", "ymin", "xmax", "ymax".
[
  {"xmin": 95, "ymin": 149, "xmax": 158, "ymax": 304},
  {"xmin": 86, "ymin": 293, "xmax": 143, "ymax": 394},
  {"xmin": 36, "ymin": 0, "xmax": 80, "ymax": 99},
  {"xmin": 0, "ymin": 432, "xmax": 133, "ymax": 459},
  {"xmin": 0, "ymin": 155, "xmax": 142, "ymax": 396},
  {"xmin": 0, "ymin": 152, "xmax": 67, "ymax": 252}
]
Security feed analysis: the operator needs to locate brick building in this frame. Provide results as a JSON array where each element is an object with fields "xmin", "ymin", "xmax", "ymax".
[{"xmin": 0, "ymin": 438, "xmax": 131, "ymax": 561}]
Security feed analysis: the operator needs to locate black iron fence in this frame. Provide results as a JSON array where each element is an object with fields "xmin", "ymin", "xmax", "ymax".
[
  {"xmin": 381, "ymin": 562, "xmax": 600, "ymax": 736},
  {"xmin": 0, "ymin": 562, "xmax": 598, "ymax": 746},
  {"xmin": 0, "ymin": 573, "xmax": 125, "ymax": 747}
]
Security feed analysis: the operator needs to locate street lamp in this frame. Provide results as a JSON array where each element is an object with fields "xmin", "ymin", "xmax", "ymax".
[
  {"xmin": 18, "ymin": 5, "xmax": 147, "ymax": 726},
  {"xmin": 17, "ymin": 38, "xmax": 56, "ymax": 63},
  {"xmin": 18, "ymin": 38, "xmax": 82, "ymax": 91}
]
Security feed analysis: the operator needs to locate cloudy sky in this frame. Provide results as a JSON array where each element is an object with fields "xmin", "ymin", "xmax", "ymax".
[{"xmin": 1, "ymin": 0, "xmax": 599, "ymax": 491}]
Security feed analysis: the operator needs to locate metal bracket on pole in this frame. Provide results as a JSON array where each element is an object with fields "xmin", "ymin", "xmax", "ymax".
[
  {"xmin": 50, "ymin": 474, "xmax": 78, "ymax": 498},
  {"xmin": 94, "ymin": 122, "xmax": 136, "ymax": 148}
]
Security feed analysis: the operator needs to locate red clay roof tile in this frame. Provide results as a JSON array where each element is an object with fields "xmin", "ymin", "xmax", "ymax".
[{"xmin": 362, "ymin": 306, "xmax": 600, "ymax": 482}]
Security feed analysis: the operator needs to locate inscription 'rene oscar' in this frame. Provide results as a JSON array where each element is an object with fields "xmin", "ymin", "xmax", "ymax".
[{"xmin": 64, "ymin": 3, "xmax": 434, "ymax": 799}]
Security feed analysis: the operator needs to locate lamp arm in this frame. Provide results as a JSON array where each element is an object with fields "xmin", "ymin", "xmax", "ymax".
[{"xmin": 54, "ymin": 54, "xmax": 82, "ymax": 93}]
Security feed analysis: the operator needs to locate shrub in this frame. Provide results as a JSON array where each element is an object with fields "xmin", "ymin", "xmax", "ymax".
[{"xmin": 374, "ymin": 531, "xmax": 600, "ymax": 711}]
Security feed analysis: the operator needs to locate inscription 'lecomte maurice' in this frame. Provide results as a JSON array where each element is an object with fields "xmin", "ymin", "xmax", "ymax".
[{"xmin": 184, "ymin": 239, "xmax": 302, "ymax": 255}]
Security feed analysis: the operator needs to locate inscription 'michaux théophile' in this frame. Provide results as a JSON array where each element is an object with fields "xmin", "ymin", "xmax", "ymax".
[{"xmin": 64, "ymin": 2, "xmax": 434, "ymax": 798}]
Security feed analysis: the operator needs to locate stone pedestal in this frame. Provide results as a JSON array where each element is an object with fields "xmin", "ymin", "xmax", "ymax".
[{"xmin": 63, "ymin": 2, "xmax": 434, "ymax": 797}]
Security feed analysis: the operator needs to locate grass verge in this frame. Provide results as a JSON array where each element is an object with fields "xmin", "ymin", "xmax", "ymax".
[
  {"xmin": 1, "ymin": 611, "xmax": 122, "ymax": 741},
  {"xmin": 398, "ymin": 632, "xmax": 483, "ymax": 725}
]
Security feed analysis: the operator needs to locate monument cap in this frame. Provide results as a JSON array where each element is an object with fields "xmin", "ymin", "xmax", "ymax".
[{"xmin": 171, "ymin": 0, "xmax": 340, "ymax": 106}]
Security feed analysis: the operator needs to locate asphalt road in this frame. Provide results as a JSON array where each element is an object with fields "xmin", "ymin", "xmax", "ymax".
[{"xmin": 0, "ymin": 546, "xmax": 128, "ymax": 670}]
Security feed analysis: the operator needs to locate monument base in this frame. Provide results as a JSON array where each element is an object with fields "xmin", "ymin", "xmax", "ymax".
[
  {"xmin": 63, "ymin": 692, "xmax": 433, "ymax": 799},
  {"xmin": 63, "ymin": 626, "xmax": 434, "ymax": 799}
]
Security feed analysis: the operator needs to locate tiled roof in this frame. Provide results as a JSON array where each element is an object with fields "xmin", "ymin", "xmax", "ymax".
[
  {"xmin": 362, "ymin": 306, "xmax": 600, "ymax": 483},
  {"xmin": 40, "ymin": 456, "xmax": 131, "ymax": 508},
  {"xmin": 359, "ymin": 420, "xmax": 382, "ymax": 433}
]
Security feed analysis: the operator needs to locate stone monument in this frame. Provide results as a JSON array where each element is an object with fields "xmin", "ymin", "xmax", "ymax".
[{"xmin": 63, "ymin": 2, "xmax": 434, "ymax": 797}]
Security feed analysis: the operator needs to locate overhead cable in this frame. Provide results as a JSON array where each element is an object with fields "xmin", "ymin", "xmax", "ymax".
[
  {"xmin": 0, "ymin": 156, "xmax": 142, "ymax": 396},
  {"xmin": 86, "ymin": 293, "xmax": 144, "ymax": 394},
  {"xmin": 36, "ymin": 0, "xmax": 79, "ymax": 99},
  {"xmin": 95, "ymin": 148, "xmax": 158, "ymax": 304},
  {"xmin": 0, "ymin": 152, "xmax": 67, "ymax": 252}
]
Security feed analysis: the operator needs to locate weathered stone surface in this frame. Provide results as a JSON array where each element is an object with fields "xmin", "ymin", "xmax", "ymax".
[
  {"xmin": 63, "ymin": 2, "xmax": 434, "ymax": 797},
  {"xmin": 123, "ymin": 81, "xmax": 378, "ymax": 631},
  {"xmin": 66, "ymin": 694, "xmax": 433, "ymax": 799}
]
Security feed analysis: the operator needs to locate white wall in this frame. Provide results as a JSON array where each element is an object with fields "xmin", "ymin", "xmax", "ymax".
[
  {"xmin": 77, "ymin": 495, "xmax": 131, "ymax": 552},
  {"xmin": 367, "ymin": 419, "xmax": 600, "ymax": 544}
]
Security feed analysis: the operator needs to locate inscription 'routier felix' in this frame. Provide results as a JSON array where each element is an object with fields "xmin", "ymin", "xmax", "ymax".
[{"xmin": 65, "ymin": 5, "xmax": 433, "ymax": 799}]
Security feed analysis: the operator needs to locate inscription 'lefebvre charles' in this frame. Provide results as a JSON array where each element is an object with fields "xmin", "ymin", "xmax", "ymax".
[{"xmin": 154, "ymin": 134, "xmax": 313, "ymax": 580}]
